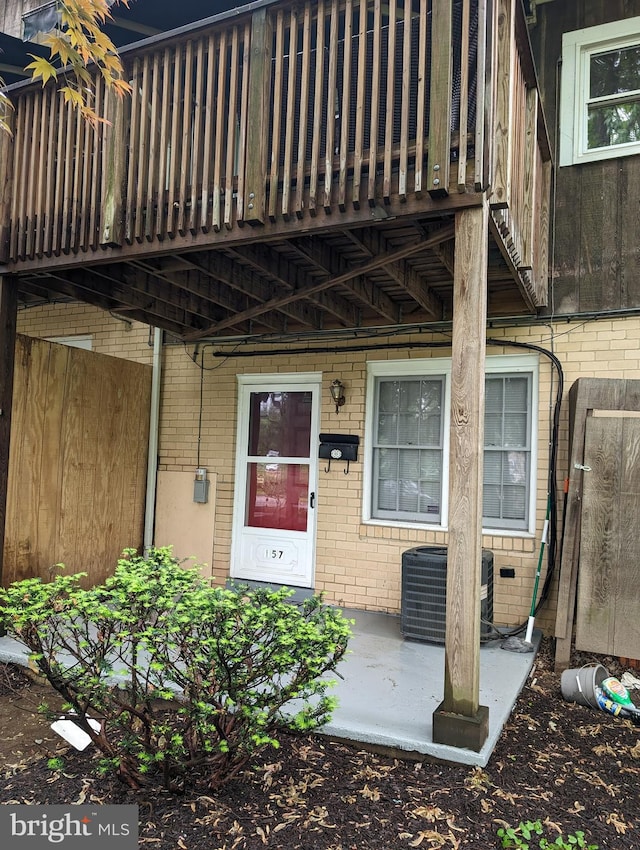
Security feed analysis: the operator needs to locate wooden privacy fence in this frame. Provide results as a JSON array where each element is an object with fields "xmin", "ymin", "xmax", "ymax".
[
  {"xmin": 2, "ymin": 336, "xmax": 151, "ymax": 588},
  {"xmin": 0, "ymin": 0, "xmax": 550, "ymax": 271}
]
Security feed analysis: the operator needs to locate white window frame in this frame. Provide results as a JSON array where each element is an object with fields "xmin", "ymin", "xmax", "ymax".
[
  {"xmin": 560, "ymin": 16, "xmax": 640, "ymax": 166},
  {"xmin": 45, "ymin": 334, "xmax": 93, "ymax": 350},
  {"xmin": 363, "ymin": 354, "xmax": 539, "ymax": 536}
]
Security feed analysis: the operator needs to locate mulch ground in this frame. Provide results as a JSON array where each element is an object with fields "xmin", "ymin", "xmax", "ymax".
[{"xmin": 1, "ymin": 639, "xmax": 639, "ymax": 849}]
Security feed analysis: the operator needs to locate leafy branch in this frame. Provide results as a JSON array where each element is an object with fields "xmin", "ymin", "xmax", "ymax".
[{"xmin": 1, "ymin": 0, "xmax": 132, "ymax": 134}]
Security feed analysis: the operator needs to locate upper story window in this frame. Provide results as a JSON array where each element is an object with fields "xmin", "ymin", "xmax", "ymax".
[
  {"xmin": 560, "ymin": 17, "xmax": 640, "ymax": 166},
  {"xmin": 364, "ymin": 355, "xmax": 539, "ymax": 535}
]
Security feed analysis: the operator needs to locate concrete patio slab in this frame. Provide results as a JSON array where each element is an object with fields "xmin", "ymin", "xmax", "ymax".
[
  {"xmin": 0, "ymin": 608, "xmax": 539, "ymax": 768},
  {"xmin": 322, "ymin": 609, "xmax": 540, "ymax": 767}
]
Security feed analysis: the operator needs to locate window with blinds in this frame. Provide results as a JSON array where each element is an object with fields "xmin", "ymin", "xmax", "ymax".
[
  {"xmin": 372, "ymin": 376, "xmax": 445, "ymax": 522},
  {"xmin": 366, "ymin": 357, "xmax": 537, "ymax": 533},
  {"xmin": 483, "ymin": 374, "xmax": 532, "ymax": 530}
]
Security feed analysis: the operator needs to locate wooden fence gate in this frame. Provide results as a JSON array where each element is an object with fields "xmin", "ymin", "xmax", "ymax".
[
  {"xmin": 555, "ymin": 377, "xmax": 640, "ymax": 670},
  {"xmin": 2, "ymin": 335, "xmax": 151, "ymax": 587},
  {"xmin": 575, "ymin": 413, "xmax": 640, "ymax": 660}
]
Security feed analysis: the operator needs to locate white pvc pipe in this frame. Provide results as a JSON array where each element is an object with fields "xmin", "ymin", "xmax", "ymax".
[
  {"xmin": 524, "ymin": 615, "xmax": 535, "ymax": 645},
  {"xmin": 143, "ymin": 327, "xmax": 163, "ymax": 551}
]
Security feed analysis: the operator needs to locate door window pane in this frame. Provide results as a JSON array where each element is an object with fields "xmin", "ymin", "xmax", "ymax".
[
  {"xmin": 247, "ymin": 391, "xmax": 313, "ymax": 457},
  {"xmin": 246, "ymin": 462, "xmax": 309, "ymax": 531}
]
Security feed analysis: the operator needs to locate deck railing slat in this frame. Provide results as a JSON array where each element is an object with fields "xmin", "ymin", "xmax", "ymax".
[
  {"xmin": 351, "ymin": 0, "xmax": 367, "ymax": 209},
  {"xmin": 337, "ymin": 0, "xmax": 352, "ymax": 211},
  {"xmin": 399, "ymin": 0, "xmax": 412, "ymax": 201},
  {"xmin": 51, "ymin": 96, "xmax": 67, "ymax": 256},
  {"xmin": 309, "ymin": 0, "xmax": 325, "ymax": 216},
  {"xmin": 225, "ymin": 27, "xmax": 241, "ymax": 230},
  {"xmin": 34, "ymin": 89, "xmax": 49, "ymax": 257},
  {"xmin": 212, "ymin": 31, "xmax": 227, "ymax": 232},
  {"xmin": 167, "ymin": 44, "xmax": 183, "ymax": 238},
  {"xmin": 156, "ymin": 47, "xmax": 172, "ymax": 240},
  {"xmin": 78, "ymin": 101, "xmax": 92, "ymax": 251},
  {"xmin": 383, "ymin": 0, "xmax": 397, "ymax": 204},
  {"xmin": 0, "ymin": 104, "xmax": 15, "ymax": 262},
  {"xmin": 323, "ymin": 0, "xmax": 339, "ymax": 212},
  {"xmin": 427, "ymin": 0, "xmax": 453, "ymax": 197},
  {"xmin": 295, "ymin": 3, "xmax": 312, "ymax": 218},
  {"xmin": 414, "ymin": 0, "xmax": 428, "ymax": 197},
  {"xmin": 178, "ymin": 40, "xmax": 194, "ymax": 237},
  {"xmin": 367, "ymin": 0, "xmax": 382, "ymax": 206},
  {"xmin": 189, "ymin": 38, "xmax": 206, "ymax": 235},
  {"xmin": 457, "ymin": 0, "xmax": 471, "ymax": 192},
  {"xmin": 474, "ymin": 0, "xmax": 487, "ymax": 190},
  {"xmin": 281, "ymin": 9, "xmax": 298, "ymax": 220},
  {"xmin": 125, "ymin": 58, "xmax": 142, "ymax": 244},
  {"xmin": 25, "ymin": 90, "xmax": 40, "ymax": 259},
  {"xmin": 69, "ymin": 110, "xmax": 87, "ymax": 253},
  {"xmin": 59, "ymin": 99, "xmax": 72, "ymax": 254},
  {"xmin": 200, "ymin": 36, "xmax": 216, "ymax": 233},
  {"xmin": 43, "ymin": 90, "xmax": 58, "ymax": 257},
  {"xmin": 269, "ymin": 11, "xmax": 285, "ymax": 223},
  {"xmin": 492, "ymin": 0, "xmax": 513, "ymax": 208},
  {"xmin": 9, "ymin": 95, "xmax": 25, "ymax": 261},
  {"xmin": 145, "ymin": 52, "xmax": 162, "ymax": 242}
]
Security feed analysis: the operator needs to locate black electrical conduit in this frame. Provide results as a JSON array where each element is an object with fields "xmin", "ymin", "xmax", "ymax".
[{"xmin": 209, "ymin": 337, "xmax": 565, "ymax": 637}]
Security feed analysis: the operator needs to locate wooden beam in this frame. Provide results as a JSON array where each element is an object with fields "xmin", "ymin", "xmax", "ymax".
[
  {"xmin": 182, "ymin": 251, "xmax": 322, "ymax": 330},
  {"xmin": 284, "ymin": 238, "xmax": 391, "ymax": 324},
  {"xmin": 427, "ymin": 0, "xmax": 453, "ymax": 198},
  {"xmin": 433, "ymin": 202, "xmax": 489, "ymax": 751},
  {"xmin": 226, "ymin": 243, "xmax": 361, "ymax": 326},
  {"xmin": 244, "ymin": 7, "xmax": 273, "ymax": 224},
  {"xmin": 0, "ymin": 276, "xmax": 18, "ymax": 585},
  {"xmin": 345, "ymin": 227, "xmax": 445, "ymax": 320},
  {"xmin": 183, "ymin": 224, "xmax": 456, "ymax": 339}
]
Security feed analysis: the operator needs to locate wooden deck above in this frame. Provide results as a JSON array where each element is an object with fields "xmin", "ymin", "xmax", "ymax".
[{"xmin": 0, "ymin": 0, "xmax": 550, "ymax": 340}]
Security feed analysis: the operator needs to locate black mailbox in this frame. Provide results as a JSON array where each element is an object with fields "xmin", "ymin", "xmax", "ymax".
[{"xmin": 319, "ymin": 434, "xmax": 359, "ymax": 472}]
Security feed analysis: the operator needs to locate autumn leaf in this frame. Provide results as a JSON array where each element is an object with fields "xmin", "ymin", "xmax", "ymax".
[
  {"xmin": 360, "ymin": 784, "xmax": 381, "ymax": 801},
  {"xmin": 24, "ymin": 56, "xmax": 59, "ymax": 87},
  {"xmin": 605, "ymin": 812, "xmax": 631, "ymax": 834}
]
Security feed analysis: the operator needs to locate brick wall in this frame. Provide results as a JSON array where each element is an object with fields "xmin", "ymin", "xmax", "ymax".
[{"xmin": 17, "ymin": 303, "xmax": 640, "ymax": 635}]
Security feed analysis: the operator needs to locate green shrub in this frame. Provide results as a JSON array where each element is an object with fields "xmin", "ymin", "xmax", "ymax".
[
  {"xmin": 497, "ymin": 820, "xmax": 598, "ymax": 850},
  {"xmin": 0, "ymin": 547, "xmax": 351, "ymax": 792}
]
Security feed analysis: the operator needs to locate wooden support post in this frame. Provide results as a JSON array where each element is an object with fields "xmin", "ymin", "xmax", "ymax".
[
  {"xmin": 244, "ymin": 8, "xmax": 273, "ymax": 225},
  {"xmin": 433, "ymin": 203, "xmax": 489, "ymax": 752},
  {"xmin": 101, "ymin": 88, "xmax": 128, "ymax": 247},
  {"xmin": 0, "ymin": 276, "xmax": 18, "ymax": 587},
  {"xmin": 427, "ymin": 0, "xmax": 452, "ymax": 198}
]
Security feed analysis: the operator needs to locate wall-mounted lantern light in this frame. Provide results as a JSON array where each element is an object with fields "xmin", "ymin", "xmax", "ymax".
[{"xmin": 329, "ymin": 379, "xmax": 345, "ymax": 414}]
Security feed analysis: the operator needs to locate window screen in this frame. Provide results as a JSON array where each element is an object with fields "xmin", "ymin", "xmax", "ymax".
[
  {"xmin": 483, "ymin": 374, "xmax": 531, "ymax": 530},
  {"xmin": 372, "ymin": 376, "xmax": 444, "ymax": 522}
]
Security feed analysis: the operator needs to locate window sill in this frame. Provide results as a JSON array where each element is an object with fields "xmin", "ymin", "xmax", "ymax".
[{"xmin": 360, "ymin": 517, "xmax": 536, "ymax": 540}]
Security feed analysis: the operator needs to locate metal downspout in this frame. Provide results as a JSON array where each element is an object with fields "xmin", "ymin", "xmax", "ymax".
[{"xmin": 144, "ymin": 327, "xmax": 162, "ymax": 551}]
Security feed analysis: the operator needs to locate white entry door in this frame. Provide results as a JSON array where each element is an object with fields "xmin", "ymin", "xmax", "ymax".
[{"xmin": 231, "ymin": 374, "xmax": 321, "ymax": 588}]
